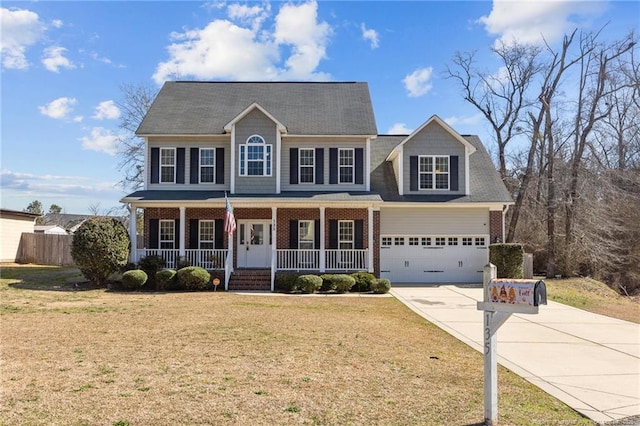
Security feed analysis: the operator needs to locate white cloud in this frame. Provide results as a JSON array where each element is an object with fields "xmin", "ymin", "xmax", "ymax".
[
  {"xmin": 444, "ymin": 113, "xmax": 484, "ymax": 127},
  {"xmin": 93, "ymin": 100, "xmax": 121, "ymax": 120},
  {"xmin": 153, "ymin": 0, "xmax": 331, "ymax": 84},
  {"xmin": 80, "ymin": 127, "xmax": 119, "ymax": 155},
  {"xmin": 51, "ymin": 19, "xmax": 63, "ymax": 28},
  {"xmin": 387, "ymin": 123, "xmax": 412, "ymax": 134},
  {"xmin": 0, "ymin": 7, "xmax": 45, "ymax": 69},
  {"xmin": 478, "ymin": 0, "xmax": 607, "ymax": 46},
  {"xmin": 38, "ymin": 97, "xmax": 77, "ymax": 119},
  {"xmin": 42, "ymin": 46, "xmax": 75, "ymax": 73},
  {"xmin": 403, "ymin": 67, "xmax": 434, "ymax": 97},
  {"xmin": 361, "ymin": 23, "xmax": 379, "ymax": 49}
]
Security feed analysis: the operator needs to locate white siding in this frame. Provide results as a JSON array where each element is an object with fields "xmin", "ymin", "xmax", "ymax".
[
  {"xmin": 1, "ymin": 216, "xmax": 36, "ymax": 262},
  {"xmin": 380, "ymin": 207, "xmax": 489, "ymax": 235}
]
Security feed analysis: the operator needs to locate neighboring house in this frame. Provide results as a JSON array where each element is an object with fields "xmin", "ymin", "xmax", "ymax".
[
  {"xmin": 0, "ymin": 209, "xmax": 39, "ymax": 262},
  {"xmin": 41, "ymin": 213, "xmax": 128, "ymax": 234},
  {"xmin": 121, "ymin": 81, "xmax": 512, "ymax": 290},
  {"xmin": 34, "ymin": 225, "xmax": 68, "ymax": 235}
]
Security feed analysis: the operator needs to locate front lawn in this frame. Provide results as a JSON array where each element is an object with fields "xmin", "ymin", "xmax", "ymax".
[{"xmin": 1, "ymin": 265, "xmax": 591, "ymax": 425}]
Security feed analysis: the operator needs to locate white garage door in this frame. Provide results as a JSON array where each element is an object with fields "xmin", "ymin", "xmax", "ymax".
[{"xmin": 380, "ymin": 235, "xmax": 489, "ymax": 283}]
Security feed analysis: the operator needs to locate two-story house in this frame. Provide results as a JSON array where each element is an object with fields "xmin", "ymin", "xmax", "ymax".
[{"xmin": 121, "ymin": 81, "xmax": 512, "ymax": 290}]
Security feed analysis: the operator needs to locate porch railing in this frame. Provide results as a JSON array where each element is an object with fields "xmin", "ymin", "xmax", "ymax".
[
  {"xmin": 276, "ymin": 249, "xmax": 368, "ymax": 271},
  {"xmin": 133, "ymin": 249, "xmax": 227, "ymax": 270}
]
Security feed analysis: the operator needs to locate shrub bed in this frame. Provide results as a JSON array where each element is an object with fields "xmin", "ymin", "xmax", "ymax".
[
  {"xmin": 371, "ymin": 278, "xmax": 391, "ymax": 294},
  {"xmin": 297, "ymin": 275, "xmax": 323, "ymax": 294},
  {"xmin": 177, "ymin": 266, "xmax": 211, "ymax": 291},
  {"xmin": 351, "ymin": 272, "xmax": 375, "ymax": 292},
  {"xmin": 121, "ymin": 270, "xmax": 148, "ymax": 291},
  {"xmin": 155, "ymin": 269, "xmax": 177, "ymax": 291},
  {"xmin": 275, "ymin": 273, "xmax": 299, "ymax": 292}
]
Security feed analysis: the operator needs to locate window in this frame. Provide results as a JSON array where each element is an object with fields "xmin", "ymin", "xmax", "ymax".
[
  {"xmin": 394, "ymin": 237, "xmax": 405, "ymax": 246},
  {"xmin": 199, "ymin": 220, "xmax": 214, "ymax": 249},
  {"xmin": 339, "ymin": 148, "xmax": 354, "ymax": 183},
  {"xmin": 418, "ymin": 155, "xmax": 449, "ymax": 190},
  {"xmin": 199, "ymin": 149, "xmax": 215, "ymax": 183},
  {"xmin": 299, "ymin": 148, "xmax": 315, "ymax": 183},
  {"xmin": 475, "ymin": 237, "xmax": 486, "ymax": 246},
  {"xmin": 298, "ymin": 220, "xmax": 314, "ymax": 249},
  {"xmin": 160, "ymin": 148, "xmax": 176, "ymax": 183},
  {"xmin": 381, "ymin": 237, "xmax": 392, "ymax": 246},
  {"xmin": 422, "ymin": 237, "xmax": 431, "ymax": 246},
  {"xmin": 462, "ymin": 237, "xmax": 473, "ymax": 246},
  {"xmin": 239, "ymin": 135, "xmax": 272, "ymax": 176},
  {"xmin": 435, "ymin": 237, "xmax": 446, "ymax": 246},
  {"xmin": 409, "ymin": 237, "xmax": 419, "ymax": 245},
  {"xmin": 159, "ymin": 220, "xmax": 175, "ymax": 249},
  {"xmin": 338, "ymin": 220, "xmax": 354, "ymax": 249},
  {"xmin": 448, "ymin": 237, "xmax": 458, "ymax": 246}
]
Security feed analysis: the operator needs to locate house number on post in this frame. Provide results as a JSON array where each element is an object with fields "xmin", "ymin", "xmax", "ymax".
[{"xmin": 476, "ymin": 264, "xmax": 547, "ymax": 425}]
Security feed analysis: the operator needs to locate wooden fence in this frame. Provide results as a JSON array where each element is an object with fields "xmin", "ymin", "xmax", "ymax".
[{"xmin": 17, "ymin": 233, "xmax": 75, "ymax": 266}]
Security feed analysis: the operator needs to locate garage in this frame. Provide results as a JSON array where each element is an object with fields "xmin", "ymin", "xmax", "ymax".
[{"xmin": 380, "ymin": 235, "xmax": 489, "ymax": 283}]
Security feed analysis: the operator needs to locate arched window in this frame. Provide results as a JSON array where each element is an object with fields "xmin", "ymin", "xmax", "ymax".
[{"xmin": 239, "ymin": 135, "xmax": 272, "ymax": 176}]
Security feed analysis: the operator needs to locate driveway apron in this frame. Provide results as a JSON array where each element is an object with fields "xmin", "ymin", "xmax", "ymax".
[{"xmin": 391, "ymin": 284, "xmax": 640, "ymax": 424}]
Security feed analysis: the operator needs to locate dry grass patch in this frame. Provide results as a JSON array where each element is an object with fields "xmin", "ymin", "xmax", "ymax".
[
  {"xmin": 1, "ymin": 265, "xmax": 591, "ymax": 425},
  {"xmin": 544, "ymin": 276, "xmax": 640, "ymax": 323}
]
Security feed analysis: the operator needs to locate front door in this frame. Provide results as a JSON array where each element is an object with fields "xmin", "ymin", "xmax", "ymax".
[{"xmin": 237, "ymin": 221, "xmax": 272, "ymax": 268}]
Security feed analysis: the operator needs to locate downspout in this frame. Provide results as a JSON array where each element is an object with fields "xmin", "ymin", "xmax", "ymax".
[{"xmin": 502, "ymin": 204, "xmax": 510, "ymax": 243}]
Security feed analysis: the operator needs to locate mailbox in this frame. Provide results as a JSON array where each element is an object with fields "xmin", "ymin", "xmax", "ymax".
[{"xmin": 478, "ymin": 278, "xmax": 547, "ymax": 315}]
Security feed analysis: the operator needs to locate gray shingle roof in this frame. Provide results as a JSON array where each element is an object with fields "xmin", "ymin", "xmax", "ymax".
[
  {"xmin": 370, "ymin": 135, "xmax": 512, "ymax": 203},
  {"xmin": 136, "ymin": 81, "xmax": 378, "ymax": 136},
  {"xmin": 121, "ymin": 190, "xmax": 381, "ymax": 204}
]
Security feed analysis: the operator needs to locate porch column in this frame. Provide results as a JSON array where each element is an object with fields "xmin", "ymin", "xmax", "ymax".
[
  {"xmin": 271, "ymin": 206, "xmax": 277, "ymax": 292},
  {"xmin": 319, "ymin": 207, "xmax": 326, "ymax": 272},
  {"xmin": 179, "ymin": 206, "xmax": 186, "ymax": 257},
  {"xmin": 128, "ymin": 204, "xmax": 137, "ymax": 263},
  {"xmin": 368, "ymin": 207, "xmax": 374, "ymax": 273}
]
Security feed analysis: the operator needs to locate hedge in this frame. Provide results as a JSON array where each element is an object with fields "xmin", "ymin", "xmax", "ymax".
[{"xmin": 489, "ymin": 243, "xmax": 524, "ymax": 278}]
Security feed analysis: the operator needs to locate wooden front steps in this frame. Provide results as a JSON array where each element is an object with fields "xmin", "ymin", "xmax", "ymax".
[{"xmin": 228, "ymin": 269, "xmax": 271, "ymax": 291}]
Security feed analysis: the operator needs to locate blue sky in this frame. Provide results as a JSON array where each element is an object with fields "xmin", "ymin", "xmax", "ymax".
[{"xmin": 1, "ymin": 1, "xmax": 638, "ymax": 214}]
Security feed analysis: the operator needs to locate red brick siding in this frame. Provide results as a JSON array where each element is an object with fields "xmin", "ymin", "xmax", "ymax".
[{"xmin": 489, "ymin": 210, "xmax": 503, "ymax": 243}]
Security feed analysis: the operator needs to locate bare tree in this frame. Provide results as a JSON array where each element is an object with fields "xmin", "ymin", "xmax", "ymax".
[
  {"xmin": 447, "ymin": 42, "xmax": 541, "ymax": 182},
  {"xmin": 116, "ymin": 82, "xmax": 158, "ymax": 191}
]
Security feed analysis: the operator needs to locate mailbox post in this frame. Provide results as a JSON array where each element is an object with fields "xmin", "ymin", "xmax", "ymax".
[{"xmin": 476, "ymin": 264, "xmax": 547, "ymax": 425}]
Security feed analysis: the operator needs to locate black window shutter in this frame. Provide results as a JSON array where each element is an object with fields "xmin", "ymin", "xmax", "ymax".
[
  {"xmin": 314, "ymin": 220, "xmax": 321, "ymax": 249},
  {"xmin": 190, "ymin": 148, "xmax": 199, "ymax": 184},
  {"xmin": 355, "ymin": 148, "xmax": 364, "ymax": 184},
  {"xmin": 150, "ymin": 148, "xmax": 159, "ymax": 184},
  {"xmin": 216, "ymin": 148, "xmax": 225, "ymax": 184},
  {"xmin": 189, "ymin": 219, "xmax": 199, "ymax": 249},
  {"xmin": 174, "ymin": 219, "xmax": 180, "ymax": 247},
  {"xmin": 329, "ymin": 220, "xmax": 338, "ymax": 249},
  {"xmin": 329, "ymin": 148, "xmax": 338, "ymax": 184},
  {"xmin": 176, "ymin": 148, "xmax": 185, "ymax": 184},
  {"xmin": 149, "ymin": 219, "xmax": 159, "ymax": 249},
  {"xmin": 354, "ymin": 220, "xmax": 364, "ymax": 249},
  {"xmin": 315, "ymin": 148, "xmax": 324, "ymax": 184},
  {"xmin": 410, "ymin": 156, "xmax": 418, "ymax": 191},
  {"xmin": 215, "ymin": 219, "xmax": 224, "ymax": 249},
  {"xmin": 290, "ymin": 148, "xmax": 298, "ymax": 184},
  {"xmin": 289, "ymin": 220, "xmax": 298, "ymax": 249},
  {"xmin": 450, "ymin": 156, "xmax": 459, "ymax": 191}
]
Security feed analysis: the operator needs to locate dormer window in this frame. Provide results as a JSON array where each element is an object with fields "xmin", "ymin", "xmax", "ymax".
[
  {"xmin": 239, "ymin": 135, "xmax": 272, "ymax": 176},
  {"xmin": 419, "ymin": 155, "xmax": 449, "ymax": 190}
]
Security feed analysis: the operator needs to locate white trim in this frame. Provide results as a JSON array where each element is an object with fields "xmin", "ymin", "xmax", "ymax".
[
  {"xmin": 159, "ymin": 219, "xmax": 175, "ymax": 249},
  {"xmin": 276, "ymin": 130, "xmax": 281, "ymax": 194},
  {"xmin": 367, "ymin": 207, "xmax": 374, "ymax": 273},
  {"xmin": 143, "ymin": 137, "xmax": 149, "ymax": 190},
  {"xmin": 198, "ymin": 219, "xmax": 215, "ymax": 249},
  {"xmin": 271, "ymin": 207, "xmax": 277, "ymax": 291},
  {"xmin": 386, "ymin": 115, "xmax": 476, "ymax": 161},
  {"xmin": 223, "ymin": 102, "xmax": 287, "ymax": 134},
  {"xmin": 365, "ymin": 138, "xmax": 371, "ymax": 191},
  {"xmin": 465, "ymin": 145, "xmax": 471, "ymax": 195},
  {"xmin": 298, "ymin": 147, "xmax": 316, "ymax": 184},
  {"xmin": 159, "ymin": 147, "xmax": 177, "ymax": 184},
  {"xmin": 417, "ymin": 155, "xmax": 451, "ymax": 190},
  {"xmin": 338, "ymin": 220, "xmax": 355, "ymax": 249},
  {"xmin": 239, "ymin": 135, "xmax": 272, "ymax": 177},
  {"xmin": 338, "ymin": 148, "xmax": 355, "ymax": 184},
  {"xmin": 179, "ymin": 207, "xmax": 186, "ymax": 256},
  {"xmin": 298, "ymin": 220, "xmax": 315, "ymax": 249},
  {"xmin": 319, "ymin": 207, "xmax": 326, "ymax": 272},
  {"xmin": 398, "ymin": 146, "xmax": 404, "ymax": 195}
]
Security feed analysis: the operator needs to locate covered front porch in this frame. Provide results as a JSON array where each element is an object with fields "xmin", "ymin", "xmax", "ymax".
[{"xmin": 123, "ymin": 191, "xmax": 381, "ymax": 291}]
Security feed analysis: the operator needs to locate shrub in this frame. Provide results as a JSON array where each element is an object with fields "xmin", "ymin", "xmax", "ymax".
[
  {"xmin": 138, "ymin": 255, "xmax": 165, "ymax": 288},
  {"xmin": 155, "ymin": 269, "xmax": 177, "ymax": 291},
  {"xmin": 297, "ymin": 275, "xmax": 322, "ymax": 294},
  {"xmin": 71, "ymin": 217, "xmax": 130, "ymax": 286},
  {"xmin": 121, "ymin": 270, "xmax": 148, "ymax": 291},
  {"xmin": 320, "ymin": 274, "xmax": 336, "ymax": 292},
  {"xmin": 275, "ymin": 273, "xmax": 298, "ymax": 292},
  {"xmin": 331, "ymin": 274, "xmax": 356, "ymax": 293},
  {"xmin": 351, "ymin": 272, "xmax": 376, "ymax": 292},
  {"xmin": 490, "ymin": 244, "xmax": 524, "ymax": 279},
  {"xmin": 177, "ymin": 266, "xmax": 211, "ymax": 291},
  {"xmin": 371, "ymin": 278, "xmax": 391, "ymax": 294}
]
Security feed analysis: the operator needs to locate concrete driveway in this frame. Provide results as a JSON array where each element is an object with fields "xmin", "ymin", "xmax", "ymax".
[{"xmin": 391, "ymin": 284, "xmax": 640, "ymax": 424}]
